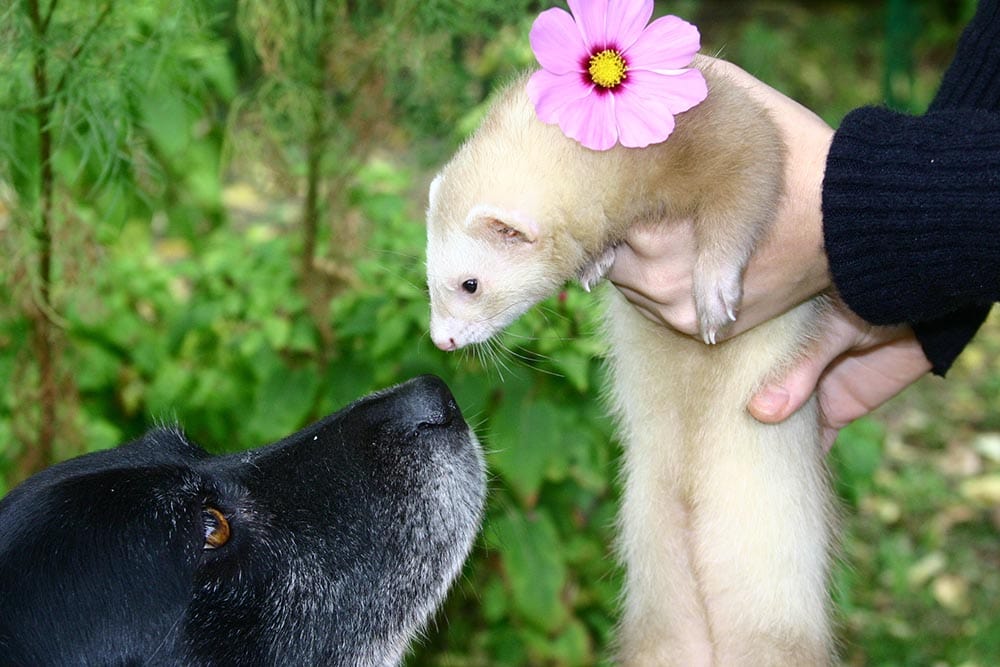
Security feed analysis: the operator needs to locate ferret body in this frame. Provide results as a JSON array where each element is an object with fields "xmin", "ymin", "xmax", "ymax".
[{"xmin": 426, "ymin": 56, "xmax": 836, "ymax": 665}]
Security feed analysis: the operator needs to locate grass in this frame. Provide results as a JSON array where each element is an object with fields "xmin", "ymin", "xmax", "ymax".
[{"xmin": 835, "ymin": 311, "xmax": 1000, "ymax": 665}]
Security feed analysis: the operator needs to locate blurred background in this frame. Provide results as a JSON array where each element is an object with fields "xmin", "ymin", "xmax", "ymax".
[{"xmin": 1, "ymin": 0, "xmax": 997, "ymax": 664}]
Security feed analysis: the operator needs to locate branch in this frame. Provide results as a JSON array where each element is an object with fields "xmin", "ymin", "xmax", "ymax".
[{"xmin": 51, "ymin": 1, "xmax": 113, "ymax": 98}]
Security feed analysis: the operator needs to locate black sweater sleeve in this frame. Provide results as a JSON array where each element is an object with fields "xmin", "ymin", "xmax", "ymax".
[
  {"xmin": 928, "ymin": 0, "xmax": 1000, "ymax": 112},
  {"xmin": 823, "ymin": 107, "xmax": 1000, "ymax": 324},
  {"xmin": 821, "ymin": 0, "xmax": 1000, "ymax": 375}
]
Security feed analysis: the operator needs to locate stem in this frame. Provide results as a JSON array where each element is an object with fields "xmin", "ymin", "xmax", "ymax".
[
  {"xmin": 300, "ymin": 6, "xmax": 331, "ymax": 284},
  {"xmin": 301, "ymin": 109, "xmax": 323, "ymax": 280},
  {"xmin": 19, "ymin": 0, "xmax": 58, "ymax": 478}
]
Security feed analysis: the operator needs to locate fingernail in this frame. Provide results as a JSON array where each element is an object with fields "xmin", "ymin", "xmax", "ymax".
[{"xmin": 751, "ymin": 386, "xmax": 789, "ymax": 419}]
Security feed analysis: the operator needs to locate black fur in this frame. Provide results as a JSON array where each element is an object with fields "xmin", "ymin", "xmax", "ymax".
[{"xmin": 0, "ymin": 375, "xmax": 484, "ymax": 666}]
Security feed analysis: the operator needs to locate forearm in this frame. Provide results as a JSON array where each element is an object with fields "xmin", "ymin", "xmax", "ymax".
[{"xmin": 822, "ymin": 106, "xmax": 1000, "ymax": 326}]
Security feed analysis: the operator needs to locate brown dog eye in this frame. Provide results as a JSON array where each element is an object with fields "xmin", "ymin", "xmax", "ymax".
[
  {"xmin": 203, "ymin": 507, "xmax": 230, "ymax": 550},
  {"xmin": 462, "ymin": 279, "xmax": 478, "ymax": 294}
]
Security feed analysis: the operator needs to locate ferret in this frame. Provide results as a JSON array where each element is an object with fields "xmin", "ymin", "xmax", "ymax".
[{"xmin": 426, "ymin": 55, "xmax": 836, "ymax": 666}]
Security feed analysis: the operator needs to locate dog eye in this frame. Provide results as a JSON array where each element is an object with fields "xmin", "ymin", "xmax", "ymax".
[
  {"xmin": 461, "ymin": 279, "xmax": 478, "ymax": 294},
  {"xmin": 202, "ymin": 507, "xmax": 230, "ymax": 550}
]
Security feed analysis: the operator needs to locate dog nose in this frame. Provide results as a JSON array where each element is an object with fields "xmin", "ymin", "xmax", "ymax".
[{"xmin": 392, "ymin": 375, "xmax": 461, "ymax": 429}]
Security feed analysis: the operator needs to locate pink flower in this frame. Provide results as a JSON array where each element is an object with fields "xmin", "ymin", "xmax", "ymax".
[{"xmin": 526, "ymin": 0, "xmax": 708, "ymax": 151}]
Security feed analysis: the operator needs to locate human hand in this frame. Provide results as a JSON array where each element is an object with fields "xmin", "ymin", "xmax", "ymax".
[
  {"xmin": 748, "ymin": 302, "xmax": 932, "ymax": 450},
  {"xmin": 608, "ymin": 56, "xmax": 834, "ymax": 338}
]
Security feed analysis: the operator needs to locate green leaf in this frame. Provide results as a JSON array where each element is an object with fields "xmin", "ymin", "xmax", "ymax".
[
  {"xmin": 549, "ymin": 348, "xmax": 592, "ymax": 393},
  {"xmin": 481, "ymin": 577, "xmax": 509, "ymax": 624},
  {"xmin": 550, "ymin": 618, "xmax": 594, "ymax": 664},
  {"xmin": 371, "ymin": 302, "xmax": 413, "ymax": 358},
  {"xmin": 246, "ymin": 363, "xmax": 320, "ymax": 444},
  {"xmin": 7, "ymin": 111, "xmax": 39, "ymax": 208},
  {"xmin": 146, "ymin": 360, "xmax": 195, "ymax": 417},
  {"xmin": 488, "ymin": 509, "xmax": 568, "ymax": 632},
  {"xmin": 263, "ymin": 316, "xmax": 292, "ymax": 349},
  {"xmin": 72, "ymin": 341, "xmax": 122, "ymax": 392},
  {"xmin": 81, "ymin": 417, "xmax": 124, "ymax": 455},
  {"xmin": 140, "ymin": 89, "xmax": 191, "ymax": 158},
  {"xmin": 490, "ymin": 395, "xmax": 565, "ymax": 506},
  {"xmin": 831, "ymin": 417, "xmax": 885, "ymax": 506}
]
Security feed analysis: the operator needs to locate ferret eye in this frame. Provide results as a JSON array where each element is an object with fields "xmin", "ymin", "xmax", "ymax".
[
  {"xmin": 461, "ymin": 279, "xmax": 478, "ymax": 294},
  {"xmin": 202, "ymin": 506, "xmax": 231, "ymax": 550}
]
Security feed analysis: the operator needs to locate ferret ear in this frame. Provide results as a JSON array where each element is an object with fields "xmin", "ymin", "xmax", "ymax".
[
  {"xmin": 428, "ymin": 174, "xmax": 443, "ymax": 209},
  {"xmin": 467, "ymin": 206, "xmax": 538, "ymax": 244},
  {"xmin": 484, "ymin": 217, "xmax": 536, "ymax": 244}
]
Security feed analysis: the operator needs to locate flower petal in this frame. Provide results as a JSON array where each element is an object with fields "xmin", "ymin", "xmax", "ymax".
[
  {"xmin": 567, "ymin": 0, "xmax": 608, "ymax": 48},
  {"xmin": 606, "ymin": 0, "xmax": 654, "ymax": 52},
  {"xmin": 559, "ymin": 91, "xmax": 618, "ymax": 151},
  {"xmin": 624, "ymin": 14, "xmax": 701, "ymax": 71},
  {"xmin": 527, "ymin": 69, "xmax": 594, "ymax": 125},
  {"xmin": 614, "ymin": 70, "xmax": 707, "ymax": 147},
  {"xmin": 613, "ymin": 88, "xmax": 675, "ymax": 148},
  {"xmin": 625, "ymin": 68, "xmax": 708, "ymax": 115},
  {"xmin": 530, "ymin": 7, "xmax": 588, "ymax": 74}
]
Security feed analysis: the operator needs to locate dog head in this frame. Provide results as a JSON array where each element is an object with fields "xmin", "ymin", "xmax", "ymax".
[{"xmin": 0, "ymin": 375, "xmax": 484, "ymax": 666}]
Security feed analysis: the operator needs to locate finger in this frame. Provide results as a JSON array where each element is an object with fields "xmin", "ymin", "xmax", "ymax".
[
  {"xmin": 748, "ymin": 327, "xmax": 854, "ymax": 424},
  {"xmin": 612, "ymin": 285, "xmax": 701, "ymax": 335},
  {"xmin": 815, "ymin": 336, "xmax": 931, "ymax": 431}
]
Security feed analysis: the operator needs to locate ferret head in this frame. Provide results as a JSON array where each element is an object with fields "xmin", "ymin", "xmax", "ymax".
[
  {"xmin": 424, "ymin": 74, "xmax": 621, "ymax": 352},
  {"xmin": 425, "ymin": 180, "xmax": 569, "ymax": 351}
]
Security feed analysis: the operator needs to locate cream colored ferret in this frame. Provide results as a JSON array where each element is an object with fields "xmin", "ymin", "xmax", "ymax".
[{"xmin": 426, "ymin": 55, "xmax": 836, "ymax": 666}]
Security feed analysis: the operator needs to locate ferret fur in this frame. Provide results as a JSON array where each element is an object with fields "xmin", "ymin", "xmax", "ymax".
[{"xmin": 426, "ymin": 56, "xmax": 837, "ymax": 666}]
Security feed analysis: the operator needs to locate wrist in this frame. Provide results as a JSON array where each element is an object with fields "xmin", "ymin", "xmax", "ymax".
[
  {"xmin": 738, "ymin": 107, "xmax": 833, "ymax": 329},
  {"xmin": 793, "ymin": 124, "xmax": 834, "ymax": 301},
  {"xmin": 713, "ymin": 58, "xmax": 834, "ymax": 332}
]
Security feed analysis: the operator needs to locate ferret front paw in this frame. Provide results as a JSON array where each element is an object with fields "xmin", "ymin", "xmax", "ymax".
[
  {"xmin": 693, "ymin": 262, "xmax": 742, "ymax": 345},
  {"xmin": 578, "ymin": 246, "xmax": 617, "ymax": 292}
]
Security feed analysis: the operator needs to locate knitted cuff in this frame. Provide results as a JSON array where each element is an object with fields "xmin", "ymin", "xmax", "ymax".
[
  {"xmin": 822, "ymin": 106, "xmax": 1000, "ymax": 326},
  {"xmin": 912, "ymin": 305, "xmax": 992, "ymax": 376}
]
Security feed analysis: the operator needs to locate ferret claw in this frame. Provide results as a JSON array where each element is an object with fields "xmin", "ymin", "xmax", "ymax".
[{"xmin": 693, "ymin": 261, "xmax": 744, "ymax": 346}]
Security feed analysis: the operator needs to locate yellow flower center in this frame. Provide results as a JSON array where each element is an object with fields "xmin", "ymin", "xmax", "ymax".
[{"xmin": 588, "ymin": 49, "xmax": 627, "ymax": 88}]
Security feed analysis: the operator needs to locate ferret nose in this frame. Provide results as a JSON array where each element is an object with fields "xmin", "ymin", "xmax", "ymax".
[{"xmin": 432, "ymin": 335, "xmax": 458, "ymax": 351}]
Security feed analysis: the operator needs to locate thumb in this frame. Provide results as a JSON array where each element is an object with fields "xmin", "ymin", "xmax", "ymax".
[{"xmin": 748, "ymin": 343, "xmax": 843, "ymax": 424}]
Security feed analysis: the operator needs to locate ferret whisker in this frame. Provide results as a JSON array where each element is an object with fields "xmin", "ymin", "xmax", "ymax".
[
  {"xmin": 366, "ymin": 246, "xmax": 421, "ymax": 261},
  {"xmin": 497, "ymin": 329, "xmax": 539, "ymax": 342},
  {"xmin": 467, "ymin": 341, "xmax": 498, "ymax": 379},
  {"xmin": 492, "ymin": 339, "xmax": 564, "ymax": 379},
  {"xmin": 486, "ymin": 339, "xmax": 514, "ymax": 380},
  {"xmin": 536, "ymin": 303, "xmax": 571, "ymax": 326},
  {"xmin": 480, "ymin": 300, "xmax": 527, "ymax": 325},
  {"xmin": 502, "ymin": 342, "xmax": 552, "ymax": 365},
  {"xmin": 368, "ymin": 262, "xmax": 426, "ymax": 293}
]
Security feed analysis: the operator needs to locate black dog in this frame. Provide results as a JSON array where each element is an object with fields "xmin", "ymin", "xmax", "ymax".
[{"xmin": 0, "ymin": 375, "xmax": 484, "ymax": 666}]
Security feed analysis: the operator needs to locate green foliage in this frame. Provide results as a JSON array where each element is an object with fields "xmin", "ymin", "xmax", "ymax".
[
  {"xmin": 0, "ymin": 0, "xmax": 232, "ymax": 233},
  {"xmin": 1, "ymin": 2, "xmax": 996, "ymax": 665}
]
